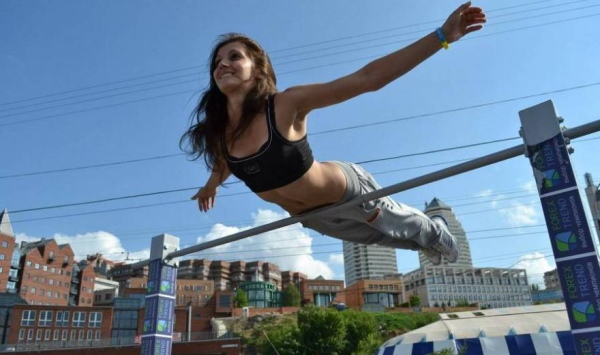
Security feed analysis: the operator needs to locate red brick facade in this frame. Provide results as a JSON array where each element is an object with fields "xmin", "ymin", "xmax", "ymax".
[
  {"xmin": 0, "ymin": 233, "xmax": 16, "ymax": 292},
  {"xmin": 7, "ymin": 304, "xmax": 113, "ymax": 345},
  {"xmin": 18, "ymin": 240, "xmax": 75, "ymax": 306},
  {"xmin": 298, "ymin": 278, "xmax": 346, "ymax": 306},
  {"xmin": 344, "ymin": 279, "xmax": 403, "ymax": 310},
  {"xmin": 175, "ymin": 279, "xmax": 214, "ymax": 306}
]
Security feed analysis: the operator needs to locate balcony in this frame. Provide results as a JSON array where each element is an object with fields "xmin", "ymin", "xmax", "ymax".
[
  {"xmin": 70, "ymin": 286, "xmax": 78, "ymax": 295},
  {"xmin": 71, "ymin": 277, "xmax": 80, "ymax": 284},
  {"xmin": 8, "ymin": 274, "xmax": 18, "ymax": 282}
]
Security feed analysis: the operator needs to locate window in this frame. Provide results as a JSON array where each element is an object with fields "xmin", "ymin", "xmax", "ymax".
[
  {"xmin": 70, "ymin": 330, "xmax": 76, "ymax": 340},
  {"xmin": 89, "ymin": 312, "xmax": 102, "ymax": 328},
  {"xmin": 87, "ymin": 330, "xmax": 92, "ymax": 340},
  {"xmin": 0, "ymin": 254, "xmax": 5, "ymax": 260},
  {"xmin": 49, "ymin": 279, "xmax": 54, "ymax": 285},
  {"xmin": 63, "ymin": 256, "xmax": 69, "ymax": 264},
  {"xmin": 43, "ymin": 265, "xmax": 48, "ymax": 271},
  {"xmin": 27, "ymin": 329, "xmax": 33, "ymax": 341},
  {"xmin": 95, "ymin": 330, "xmax": 101, "ymax": 340},
  {"xmin": 35, "ymin": 263, "xmax": 40, "ymax": 269},
  {"xmin": 21, "ymin": 310, "xmax": 36, "ymax": 326},
  {"xmin": 30, "ymin": 287, "xmax": 36, "ymax": 294},
  {"xmin": 73, "ymin": 311, "xmax": 86, "ymax": 327},
  {"xmin": 45, "ymin": 329, "xmax": 51, "ymax": 340},
  {"xmin": 18, "ymin": 329, "xmax": 25, "ymax": 341},
  {"xmin": 49, "ymin": 251, "xmax": 54, "ymax": 259},
  {"xmin": 1, "ymin": 241, "xmax": 7, "ymax": 248},
  {"xmin": 36, "ymin": 329, "xmax": 42, "ymax": 341},
  {"xmin": 39, "ymin": 310, "xmax": 53, "ymax": 327},
  {"xmin": 57, "ymin": 311, "xmax": 70, "ymax": 327},
  {"xmin": 78, "ymin": 330, "xmax": 84, "ymax": 340},
  {"xmin": 53, "ymin": 329, "xmax": 59, "ymax": 340},
  {"xmin": 51, "ymin": 267, "xmax": 56, "ymax": 273}
]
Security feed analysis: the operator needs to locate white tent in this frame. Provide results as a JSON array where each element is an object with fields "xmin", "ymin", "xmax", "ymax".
[{"xmin": 377, "ymin": 303, "xmax": 576, "ymax": 354}]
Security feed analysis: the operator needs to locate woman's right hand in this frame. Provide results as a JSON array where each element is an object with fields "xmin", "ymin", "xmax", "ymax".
[{"xmin": 192, "ymin": 186, "xmax": 217, "ymax": 212}]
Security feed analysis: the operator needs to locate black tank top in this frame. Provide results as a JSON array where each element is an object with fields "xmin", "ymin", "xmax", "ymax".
[{"xmin": 225, "ymin": 95, "xmax": 314, "ymax": 193}]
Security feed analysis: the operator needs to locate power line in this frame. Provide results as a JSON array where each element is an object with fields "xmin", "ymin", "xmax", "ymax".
[
  {"xmin": 0, "ymin": 0, "xmax": 568, "ymax": 110},
  {"xmin": 3, "ymin": 11, "xmax": 600, "ymax": 128},
  {"xmin": 7, "ymin": 135, "xmax": 520, "ymax": 214}
]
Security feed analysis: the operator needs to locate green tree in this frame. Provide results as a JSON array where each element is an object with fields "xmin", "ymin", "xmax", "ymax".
[
  {"xmin": 531, "ymin": 284, "xmax": 540, "ymax": 292},
  {"xmin": 340, "ymin": 310, "xmax": 380, "ymax": 354},
  {"xmin": 234, "ymin": 288, "xmax": 248, "ymax": 308},
  {"xmin": 298, "ymin": 306, "xmax": 346, "ymax": 354},
  {"xmin": 258, "ymin": 321, "xmax": 303, "ymax": 355},
  {"xmin": 456, "ymin": 298, "xmax": 470, "ymax": 307},
  {"xmin": 282, "ymin": 284, "xmax": 302, "ymax": 307},
  {"xmin": 409, "ymin": 295, "xmax": 421, "ymax": 307}
]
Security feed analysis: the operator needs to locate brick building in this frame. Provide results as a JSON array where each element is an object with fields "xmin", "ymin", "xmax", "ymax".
[
  {"xmin": 344, "ymin": 279, "xmax": 403, "ymax": 311},
  {"xmin": 298, "ymin": 276, "xmax": 346, "ymax": 307},
  {"xmin": 0, "ymin": 210, "xmax": 17, "ymax": 293},
  {"xmin": 108, "ymin": 263, "xmax": 147, "ymax": 292},
  {"xmin": 18, "ymin": 239, "xmax": 75, "ymax": 306},
  {"xmin": 281, "ymin": 271, "xmax": 307, "ymax": 290},
  {"xmin": 70, "ymin": 261, "xmax": 96, "ymax": 306},
  {"xmin": 85, "ymin": 254, "xmax": 114, "ymax": 278},
  {"xmin": 174, "ymin": 279, "xmax": 214, "ymax": 307},
  {"xmin": 6, "ymin": 304, "xmax": 113, "ymax": 346}
]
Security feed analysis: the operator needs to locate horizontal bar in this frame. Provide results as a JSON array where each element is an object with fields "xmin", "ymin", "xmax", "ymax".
[{"xmin": 156, "ymin": 119, "xmax": 598, "ymax": 262}]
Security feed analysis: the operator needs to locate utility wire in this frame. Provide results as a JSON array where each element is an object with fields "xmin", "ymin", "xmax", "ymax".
[
  {"xmin": 0, "ymin": 0, "xmax": 573, "ymax": 110},
  {"xmin": 2, "ymin": 11, "xmax": 600, "ymax": 127},
  {"xmin": 8, "ymin": 136, "xmax": 520, "ymax": 214}
]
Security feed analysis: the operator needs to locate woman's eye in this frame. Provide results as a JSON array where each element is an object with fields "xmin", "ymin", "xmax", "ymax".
[{"xmin": 230, "ymin": 53, "xmax": 240, "ymax": 60}]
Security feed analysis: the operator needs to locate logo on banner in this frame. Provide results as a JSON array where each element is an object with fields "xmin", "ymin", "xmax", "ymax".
[
  {"xmin": 542, "ymin": 169, "xmax": 561, "ymax": 188},
  {"xmin": 555, "ymin": 232, "xmax": 578, "ymax": 251},
  {"xmin": 160, "ymin": 281, "xmax": 172, "ymax": 293},
  {"xmin": 573, "ymin": 301, "xmax": 596, "ymax": 323}
]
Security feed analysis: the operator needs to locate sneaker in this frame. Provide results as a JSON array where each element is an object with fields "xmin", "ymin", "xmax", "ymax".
[
  {"xmin": 422, "ymin": 246, "xmax": 442, "ymax": 265},
  {"xmin": 430, "ymin": 216, "xmax": 460, "ymax": 263}
]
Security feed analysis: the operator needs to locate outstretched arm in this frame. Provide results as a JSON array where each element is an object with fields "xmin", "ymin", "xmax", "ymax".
[
  {"xmin": 281, "ymin": 2, "xmax": 486, "ymax": 116},
  {"xmin": 192, "ymin": 163, "xmax": 232, "ymax": 212}
]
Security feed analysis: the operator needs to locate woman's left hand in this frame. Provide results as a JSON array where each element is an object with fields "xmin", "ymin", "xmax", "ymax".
[{"xmin": 441, "ymin": 1, "xmax": 486, "ymax": 44}]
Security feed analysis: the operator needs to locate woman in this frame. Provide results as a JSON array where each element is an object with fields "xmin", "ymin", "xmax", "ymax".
[{"xmin": 181, "ymin": 2, "xmax": 486, "ymax": 265}]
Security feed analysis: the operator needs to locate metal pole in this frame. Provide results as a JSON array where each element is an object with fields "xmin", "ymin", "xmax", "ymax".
[{"xmin": 164, "ymin": 117, "xmax": 600, "ymax": 261}]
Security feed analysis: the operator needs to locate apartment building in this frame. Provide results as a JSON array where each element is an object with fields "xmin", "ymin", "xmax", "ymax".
[{"xmin": 18, "ymin": 239, "xmax": 75, "ymax": 306}]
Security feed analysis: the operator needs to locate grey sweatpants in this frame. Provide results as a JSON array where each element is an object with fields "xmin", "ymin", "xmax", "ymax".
[{"xmin": 301, "ymin": 161, "xmax": 442, "ymax": 251}]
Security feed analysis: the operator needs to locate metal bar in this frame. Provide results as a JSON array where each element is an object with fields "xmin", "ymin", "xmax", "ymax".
[{"xmin": 161, "ymin": 119, "xmax": 599, "ymax": 261}]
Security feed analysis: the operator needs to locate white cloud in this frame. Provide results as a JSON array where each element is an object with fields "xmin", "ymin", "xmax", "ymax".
[
  {"xmin": 476, "ymin": 189, "xmax": 493, "ymax": 198},
  {"xmin": 499, "ymin": 202, "xmax": 538, "ymax": 226},
  {"xmin": 328, "ymin": 253, "xmax": 344, "ymax": 266},
  {"xmin": 15, "ymin": 231, "xmax": 150, "ymax": 263},
  {"xmin": 193, "ymin": 209, "xmax": 335, "ymax": 279},
  {"xmin": 512, "ymin": 252, "xmax": 555, "ymax": 288}
]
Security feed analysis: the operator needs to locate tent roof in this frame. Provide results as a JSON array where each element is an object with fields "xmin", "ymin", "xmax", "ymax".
[{"xmin": 382, "ymin": 303, "xmax": 569, "ymax": 346}]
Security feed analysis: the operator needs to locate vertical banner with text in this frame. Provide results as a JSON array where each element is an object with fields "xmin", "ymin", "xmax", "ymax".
[
  {"xmin": 521, "ymin": 101, "xmax": 600, "ymax": 355},
  {"xmin": 141, "ymin": 259, "xmax": 177, "ymax": 355}
]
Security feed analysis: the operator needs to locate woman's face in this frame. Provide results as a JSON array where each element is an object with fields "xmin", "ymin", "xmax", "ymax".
[{"xmin": 213, "ymin": 41, "xmax": 257, "ymax": 95}]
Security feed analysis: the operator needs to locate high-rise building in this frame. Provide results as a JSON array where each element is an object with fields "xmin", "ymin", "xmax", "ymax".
[
  {"xmin": 343, "ymin": 242, "xmax": 398, "ymax": 287},
  {"xmin": 419, "ymin": 198, "xmax": 473, "ymax": 268},
  {"xmin": 584, "ymin": 173, "xmax": 600, "ymax": 242}
]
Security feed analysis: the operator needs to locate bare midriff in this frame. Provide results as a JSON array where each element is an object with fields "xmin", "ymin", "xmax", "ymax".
[{"xmin": 256, "ymin": 161, "xmax": 347, "ymax": 215}]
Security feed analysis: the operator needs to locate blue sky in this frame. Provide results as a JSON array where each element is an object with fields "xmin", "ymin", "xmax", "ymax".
[{"xmin": 1, "ymin": 0, "xmax": 599, "ymax": 285}]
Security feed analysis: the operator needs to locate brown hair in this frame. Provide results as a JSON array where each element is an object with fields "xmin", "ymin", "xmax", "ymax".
[{"xmin": 180, "ymin": 33, "xmax": 277, "ymax": 174}]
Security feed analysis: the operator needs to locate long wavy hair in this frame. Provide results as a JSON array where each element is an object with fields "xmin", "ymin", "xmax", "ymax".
[{"xmin": 180, "ymin": 33, "xmax": 277, "ymax": 175}]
